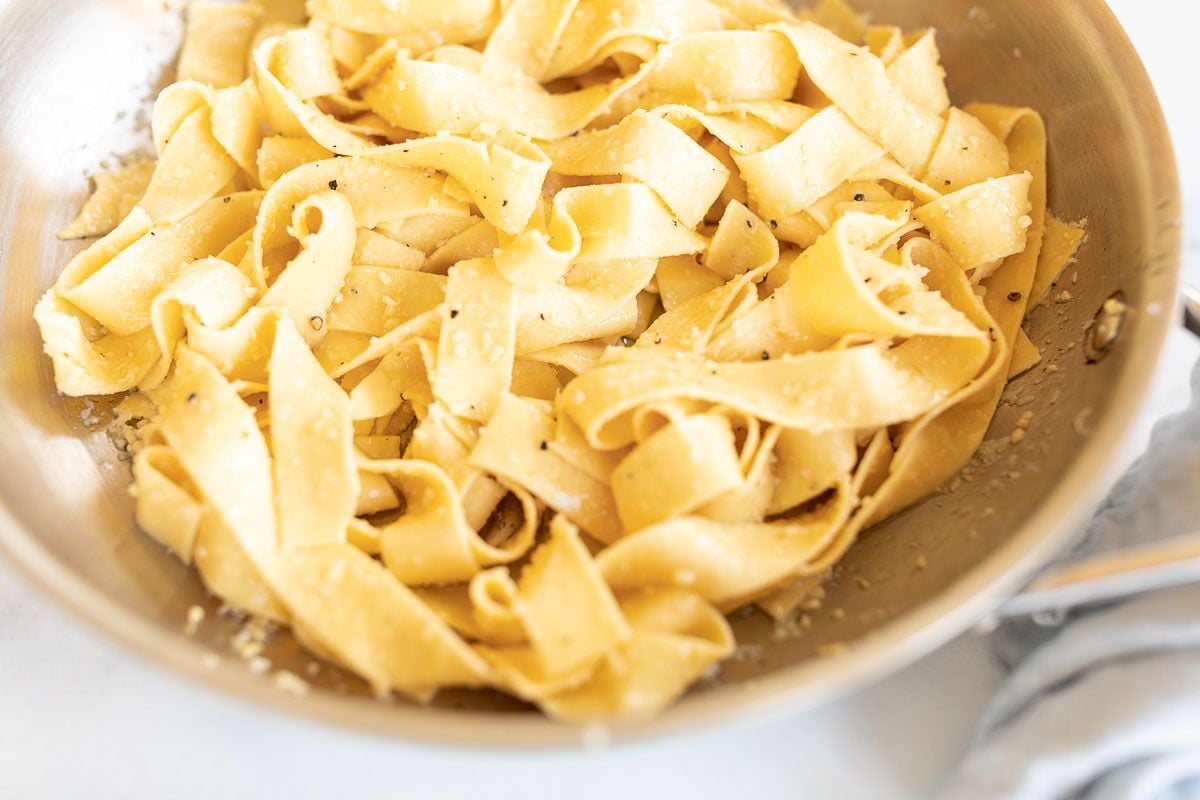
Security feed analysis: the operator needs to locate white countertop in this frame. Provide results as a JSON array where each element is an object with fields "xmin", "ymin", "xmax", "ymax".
[{"xmin": 1, "ymin": 2, "xmax": 1196, "ymax": 797}]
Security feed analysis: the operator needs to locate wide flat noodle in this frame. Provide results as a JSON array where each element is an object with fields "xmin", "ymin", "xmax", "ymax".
[
  {"xmin": 59, "ymin": 162, "xmax": 156, "ymax": 241},
  {"xmin": 34, "ymin": 0, "xmax": 1080, "ymax": 720}
]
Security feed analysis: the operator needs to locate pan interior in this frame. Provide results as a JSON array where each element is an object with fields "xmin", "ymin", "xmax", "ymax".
[{"xmin": 0, "ymin": 0, "xmax": 1180, "ymax": 741}]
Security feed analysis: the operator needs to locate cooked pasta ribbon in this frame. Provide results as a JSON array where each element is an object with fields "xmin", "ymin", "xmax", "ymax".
[{"xmin": 34, "ymin": 0, "xmax": 1083, "ymax": 720}]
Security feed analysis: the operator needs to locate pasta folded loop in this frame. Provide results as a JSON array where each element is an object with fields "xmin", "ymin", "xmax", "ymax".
[
  {"xmin": 538, "ymin": 588, "xmax": 734, "ymax": 721},
  {"xmin": 35, "ymin": 197, "xmax": 262, "ymax": 396},
  {"xmin": 786, "ymin": 210, "xmax": 986, "ymax": 342},
  {"xmin": 258, "ymin": 32, "xmax": 554, "ymax": 231},
  {"xmin": 562, "ymin": 336, "xmax": 981, "ymax": 451},
  {"xmin": 59, "ymin": 161, "xmax": 156, "ymax": 241},
  {"xmin": 141, "ymin": 257, "xmax": 257, "ymax": 389},
  {"xmin": 359, "ymin": 458, "xmax": 538, "ymax": 585},
  {"xmin": 471, "ymin": 394, "xmax": 623, "ymax": 544},
  {"xmin": 143, "ymin": 80, "xmax": 265, "ymax": 222},
  {"xmin": 478, "ymin": 517, "xmax": 632, "ymax": 699},
  {"xmin": 542, "ymin": 110, "xmax": 730, "ymax": 229},
  {"xmin": 597, "ymin": 480, "xmax": 855, "ymax": 608},
  {"xmin": 500, "ymin": 184, "xmax": 706, "ymax": 295},
  {"xmin": 768, "ymin": 427, "xmax": 858, "ymax": 515},
  {"xmin": 539, "ymin": 0, "xmax": 725, "ymax": 81},
  {"xmin": 57, "ymin": 193, "xmax": 262, "ymax": 337},
  {"xmin": 361, "ymin": 30, "xmax": 799, "ymax": 141},
  {"xmin": 251, "ymin": 157, "xmax": 468, "ymax": 291},
  {"xmin": 733, "ymin": 106, "xmax": 884, "ymax": 221},
  {"xmin": 770, "ymin": 21, "xmax": 943, "ymax": 176},
  {"xmin": 696, "ymin": 419, "xmax": 781, "ymax": 524},
  {"xmin": 259, "ymin": 190, "xmax": 358, "ymax": 345},
  {"xmin": 611, "ymin": 413, "xmax": 745, "ymax": 532},
  {"xmin": 132, "ymin": 445, "xmax": 206, "ymax": 563},
  {"xmin": 914, "ymin": 172, "xmax": 1033, "ymax": 281}
]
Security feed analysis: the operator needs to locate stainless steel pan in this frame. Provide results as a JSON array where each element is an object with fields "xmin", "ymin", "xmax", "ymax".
[{"xmin": 0, "ymin": 0, "xmax": 1182, "ymax": 746}]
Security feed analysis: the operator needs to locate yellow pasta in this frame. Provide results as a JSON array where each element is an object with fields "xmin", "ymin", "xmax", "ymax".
[{"xmin": 35, "ymin": 0, "xmax": 1085, "ymax": 720}]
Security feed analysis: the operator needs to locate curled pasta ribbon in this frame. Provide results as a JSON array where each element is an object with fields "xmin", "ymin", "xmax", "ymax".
[
  {"xmin": 255, "ymin": 31, "xmax": 550, "ymax": 236},
  {"xmin": 153, "ymin": 332, "xmax": 489, "ymax": 696},
  {"xmin": 359, "ymin": 457, "xmax": 540, "ymax": 585},
  {"xmin": 599, "ymin": 481, "xmax": 855, "ymax": 609},
  {"xmin": 761, "ymin": 107, "xmax": 1057, "ymax": 620},
  {"xmin": 361, "ymin": 30, "xmax": 800, "ymax": 141},
  {"xmin": 59, "ymin": 161, "xmax": 156, "ymax": 241},
  {"xmin": 542, "ymin": 110, "xmax": 729, "ymax": 229},
  {"xmin": 260, "ymin": 190, "xmax": 358, "ymax": 345},
  {"xmin": 423, "ymin": 518, "xmax": 733, "ymax": 720},
  {"xmin": 142, "ymin": 81, "xmax": 265, "ymax": 223},
  {"xmin": 563, "ymin": 331, "xmax": 983, "ymax": 451},
  {"xmin": 471, "ymin": 394, "xmax": 623, "ymax": 544},
  {"xmin": 485, "ymin": 0, "xmax": 726, "ymax": 82},
  {"xmin": 495, "ymin": 184, "xmax": 707, "ymax": 289},
  {"xmin": 538, "ymin": 588, "xmax": 734, "ymax": 721},
  {"xmin": 857, "ymin": 105, "xmax": 1050, "ymax": 529},
  {"xmin": 250, "ymin": 156, "xmax": 468, "ymax": 297},
  {"xmin": 35, "ymin": 195, "xmax": 262, "ymax": 396},
  {"xmin": 475, "ymin": 517, "xmax": 632, "ymax": 697}
]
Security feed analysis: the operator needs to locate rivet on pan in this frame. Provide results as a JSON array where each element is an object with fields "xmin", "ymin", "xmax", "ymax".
[{"xmin": 1085, "ymin": 292, "xmax": 1127, "ymax": 364}]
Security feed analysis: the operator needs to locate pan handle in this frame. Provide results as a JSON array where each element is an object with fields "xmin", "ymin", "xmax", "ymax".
[
  {"xmin": 994, "ymin": 286, "xmax": 1200, "ymax": 620},
  {"xmin": 995, "ymin": 533, "xmax": 1200, "ymax": 619}
]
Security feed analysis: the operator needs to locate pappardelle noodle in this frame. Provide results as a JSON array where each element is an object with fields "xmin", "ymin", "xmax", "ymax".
[{"xmin": 36, "ymin": 0, "xmax": 1085, "ymax": 720}]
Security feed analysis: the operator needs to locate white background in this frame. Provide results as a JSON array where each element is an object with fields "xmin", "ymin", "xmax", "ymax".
[{"xmin": 1, "ymin": 1, "xmax": 1197, "ymax": 797}]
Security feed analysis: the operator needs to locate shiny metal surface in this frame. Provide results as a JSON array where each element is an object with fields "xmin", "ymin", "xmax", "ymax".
[
  {"xmin": 1184, "ymin": 285, "xmax": 1200, "ymax": 337},
  {"xmin": 0, "ymin": 0, "xmax": 1182, "ymax": 746}
]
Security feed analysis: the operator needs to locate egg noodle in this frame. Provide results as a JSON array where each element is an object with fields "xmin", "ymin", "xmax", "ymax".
[{"xmin": 35, "ymin": 0, "xmax": 1085, "ymax": 719}]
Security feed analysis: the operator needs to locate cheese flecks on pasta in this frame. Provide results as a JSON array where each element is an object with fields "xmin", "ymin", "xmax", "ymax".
[{"xmin": 36, "ymin": 0, "xmax": 1083, "ymax": 720}]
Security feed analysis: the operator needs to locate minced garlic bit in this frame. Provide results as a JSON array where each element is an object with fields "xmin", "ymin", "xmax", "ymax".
[
  {"xmin": 273, "ymin": 670, "xmax": 310, "ymax": 696},
  {"xmin": 184, "ymin": 604, "xmax": 206, "ymax": 636},
  {"xmin": 230, "ymin": 615, "xmax": 274, "ymax": 662}
]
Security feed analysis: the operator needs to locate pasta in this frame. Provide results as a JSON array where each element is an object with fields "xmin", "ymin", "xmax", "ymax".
[{"xmin": 36, "ymin": 0, "xmax": 1085, "ymax": 720}]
